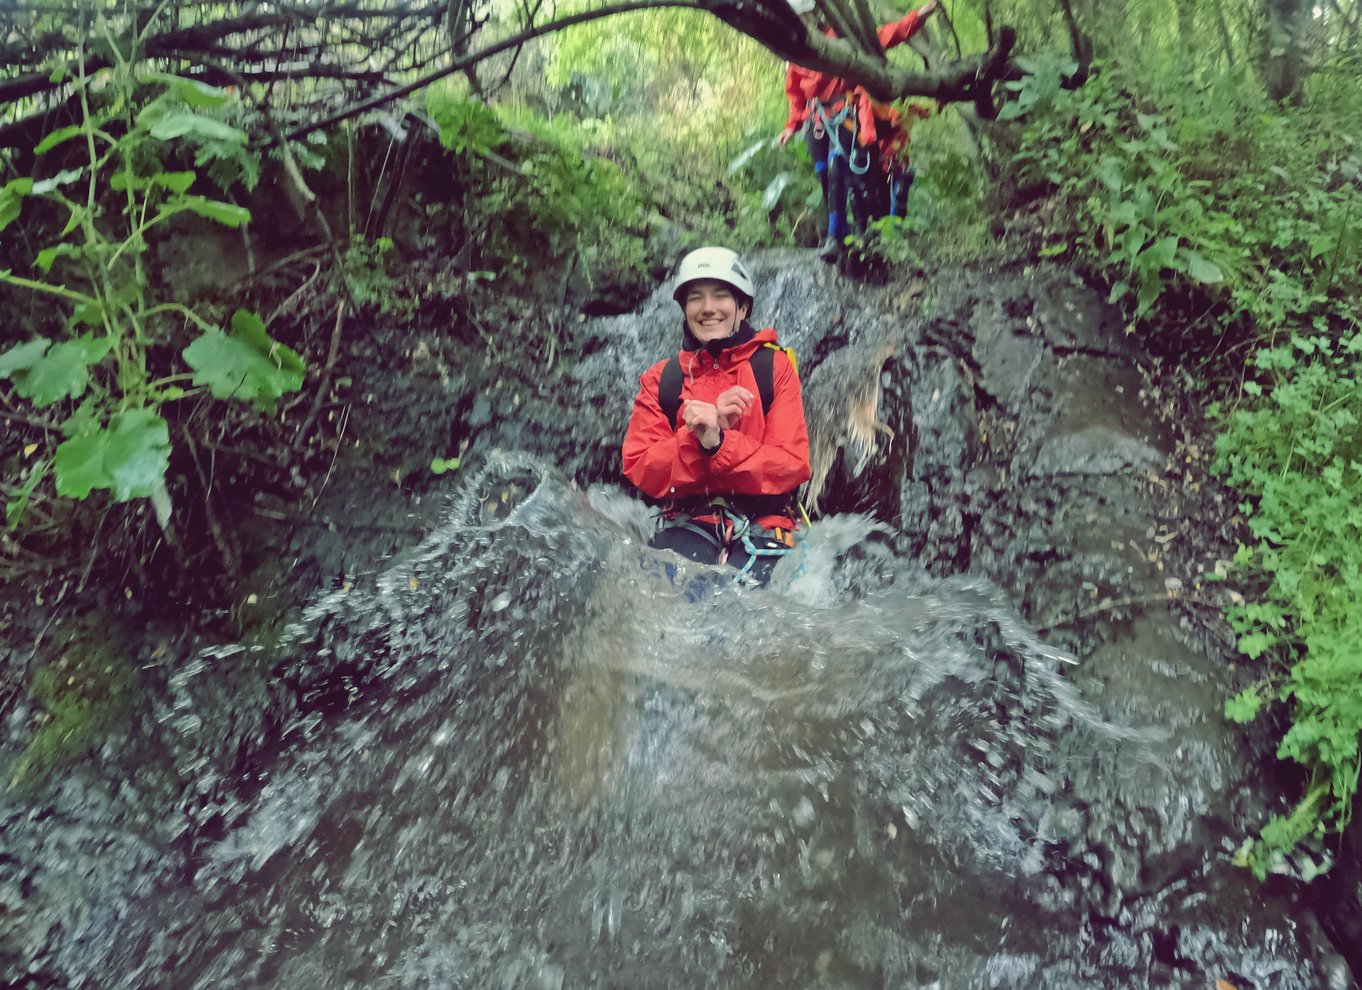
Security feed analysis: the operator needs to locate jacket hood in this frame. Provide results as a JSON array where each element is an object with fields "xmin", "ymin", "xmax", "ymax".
[
  {"xmin": 678, "ymin": 322, "xmax": 779, "ymax": 376},
  {"xmin": 680, "ymin": 318, "xmax": 757, "ymax": 354}
]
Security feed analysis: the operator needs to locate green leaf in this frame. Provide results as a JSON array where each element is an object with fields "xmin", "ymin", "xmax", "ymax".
[
  {"xmin": 431, "ymin": 456, "xmax": 462, "ymax": 475},
  {"xmin": 34, "ymin": 125, "xmax": 83, "ymax": 155},
  {"xmin": 1182, "ymin": 250, "xmax": 1224, "ymax": 285},
  {"xmin": 1225, "ymin": 688, "xmax": 1265, "ymax": 723},
  {"xmin": 13, "ymin": 335, "xmax": 112, "ymax": 406},
  {"xmin": 141, "ymin": 72, "xmax": 230, "ymax": 109},
  {"xmin": 761, "ymin": 172, "xmax": 792, "ymax": 213},
  {"xmin": 0, "ymin": 177, "xmax": 34, "ymax": 231},
  {"xmin": 35, "ymin": 242, "xmax": 82, "ymax": 273},
  {"xmin": 61, "ymin": 401, "xmax": 99, "ymax": 438},
  {"xmin": 0, "ymin": 338, "xmax": 52, "ymax": 378},
  {"xmin": 54, "ymin": 408, "xmax": 171, "ymax": 501},
  {"xmin": 1142, "ymin": 235, "xmax": 1178, "ymax": 271},
  {"xmin": 6, "ymin": 460, "xmax": 47, "ymax": 530},
  {"xmin": 996, "ymin": 101, "xmax": 1026, "ymax": 122},
  {"xmin": 69, "ymin": 299, "xmax": 106, "ymax": 328},
  {"xmin": 109, "ymin": 171, "xmax": 146, "ymax": 193},
  {"xmin": 183, "ymin": 310, "xmax": 305, "ymax": 406},
  {"xmin": 153, "ymin": 171, "xmax": 197, "ymax": 195},
  {"xmin": 30, "ymin": 168, "xmax": 84, "ymax": 196},
  {"xmin": 182, "ymin": 197, "xmax": 250, "ymax": 227},
  {"xmin": 727, "ymin": 137, "xmax": 767, "ymax": 176},
  {"xmin": 141, "ymin": 108, "xmax": 246, "ymax": 145},
  {"xmin": 60, "ymin": 205, "xmax": 86, "ymax": 237}
]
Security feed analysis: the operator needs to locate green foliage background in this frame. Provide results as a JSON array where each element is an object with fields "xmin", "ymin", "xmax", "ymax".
[{"xmin": 988, "ymin": 4, "xmax": 1361, "ymax": 874}]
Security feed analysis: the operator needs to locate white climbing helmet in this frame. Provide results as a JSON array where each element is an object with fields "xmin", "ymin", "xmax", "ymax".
[
  {"xmin": 787, "ymin": 0, "xmax": 816, "ymax": 15},
  {"xmin": 671, "ymin": 246, "xmax": 756, "ymax": 307}
]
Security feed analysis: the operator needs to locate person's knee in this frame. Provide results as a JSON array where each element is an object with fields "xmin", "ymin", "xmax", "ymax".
[{"xmin": 650, "ymin": 526, "xmax": 721, "ymax": 564}]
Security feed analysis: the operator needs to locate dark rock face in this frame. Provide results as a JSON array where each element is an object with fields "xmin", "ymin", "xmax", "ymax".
[
  {"xmin": 1319, "ymin": 792, "xmax": 1362, "ymax": 980},
  {"xmin": 2, "ymin": 253, "xmax": 1355, "ymax": 988}
]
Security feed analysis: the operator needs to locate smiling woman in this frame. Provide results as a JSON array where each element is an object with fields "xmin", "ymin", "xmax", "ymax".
[
  {"xmin": 620, "ymin": 246, "xmax": 810, "ymax": 586},
  {"xmin": 682, "ymin": 281, "xmax": 747, "ymax": 345}
]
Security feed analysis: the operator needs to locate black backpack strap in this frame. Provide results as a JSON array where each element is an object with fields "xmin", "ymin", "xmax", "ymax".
[
  {"xmin": 658, "ymin": 355, "xmax": 683, "ymax": 429},
  {"xmin": 750, "ymin": 344, "xmax": 776, "ymax": 417}
]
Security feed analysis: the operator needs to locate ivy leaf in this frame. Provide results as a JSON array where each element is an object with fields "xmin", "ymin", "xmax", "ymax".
[
  {"xmin": 139, "ymin": 105, "xmax": 246, "ymax": 145},
  {"xmin": 13, "ymin": 335, "xmax": 112, "ymax": 407},
  {"xmin": 55, "ymin": 407, "xmax": 171, "ymax": 501},
  {"xmin": 0, "ymin": 338, "xmax": 52, "ymax": 378},
  {"xmin": 1182, "ymin": 250, "xmax": 1224, "ymax": 285},
  {"xmin": 182, "ymin": 196, "xmax": 250, "ymax": 227},
  {"xmin": 183, "ymin": 310, "xmax": 305, "ymax": 406},
  {"xmin": 141, "ymin": 71, "xmax": 230, "ymax": 109},
  {"xmin": 34, "ymin": 124, "xmax": 83, "ymax": 155},
  {"xmin": 153, "ymin": 171, "xmax": 197, "ymax": 195}
]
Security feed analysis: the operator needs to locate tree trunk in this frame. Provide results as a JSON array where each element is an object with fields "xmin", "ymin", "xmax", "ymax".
[
  {"xmin": 1259, "ymin": 0, "xmax": 1311, "ymax": 104},
  {"xmin": 1211, "ymin": 0, "xmax": 1238, "ymax": 69}
]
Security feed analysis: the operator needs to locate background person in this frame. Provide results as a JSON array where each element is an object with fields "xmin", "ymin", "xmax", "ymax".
[{"xmin": 778, "ymin": 0, "xmax": 940, "ymax": 259}]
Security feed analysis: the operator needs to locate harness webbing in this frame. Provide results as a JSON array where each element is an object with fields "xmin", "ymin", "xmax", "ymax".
[
  {"xmin": 681, "ymin": 500, "xmax": 804, "ymax": 585},
  {"xmin": 812, "ymin": 97, "xmax": 871, "ymax": 176}
]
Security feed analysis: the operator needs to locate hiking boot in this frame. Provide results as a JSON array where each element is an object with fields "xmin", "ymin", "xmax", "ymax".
[{"xmin": 819, "ymin": 237, "xmax": 843, "ymax": 263}]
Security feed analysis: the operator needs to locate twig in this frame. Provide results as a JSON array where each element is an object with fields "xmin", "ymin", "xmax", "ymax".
[
  {"xmin": 0, "ymin": 409, "xmax": 62, "ymax": 432},
  {"xmin": 293, "ymin": 299, "xmax": 346, "ymax": 452},
  {"xmin": 310, "ymin": 402, "xmax": 350, "ymax": 512},
  {"xmin": 1035, "ymin": 591, "xmax": 1228, "ymax": 635},
  {"xmin": 183, "ymin": 431, "xmax": 239, "ymax": 575}
]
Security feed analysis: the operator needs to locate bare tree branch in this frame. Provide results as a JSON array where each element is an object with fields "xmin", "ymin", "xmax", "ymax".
[{"xmin": 1, "ymin": 0, "xmax": 1037, "ymax": 155}]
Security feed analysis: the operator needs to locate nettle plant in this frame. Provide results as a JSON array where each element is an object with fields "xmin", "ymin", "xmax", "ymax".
[
  {"xmin": 1215, "ymin": 331, "xmax": 1362, "ymax": 878},
  {"xmin": 0, "ymin": 57, "xmax": 303, "ymax": 533},
  {"xmin": 1008, "ymin": 61, "xmax": 1227, "ymax": 316}
]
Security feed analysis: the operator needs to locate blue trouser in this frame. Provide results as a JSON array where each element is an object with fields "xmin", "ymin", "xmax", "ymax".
[{"xmin": 807, "ymin": 125, "xmax": 849, "ymax": 242}]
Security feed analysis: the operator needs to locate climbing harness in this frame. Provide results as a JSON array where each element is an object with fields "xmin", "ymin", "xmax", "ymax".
[
  {"xmin": 811, "ymin": 98, "xmax": 871, "ymax": 176},
  {"xmin": 666, "ymin": 498, "xmax": 805, "ymax": 586},
  {"xmin": 653, "ymin": 339, "xmax": 808, "ymax": 586}
]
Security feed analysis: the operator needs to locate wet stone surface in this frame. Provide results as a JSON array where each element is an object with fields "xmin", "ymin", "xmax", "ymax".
[{"xmin": 0, "ymin": 255, "xmax": 1354, "ymax": 988}]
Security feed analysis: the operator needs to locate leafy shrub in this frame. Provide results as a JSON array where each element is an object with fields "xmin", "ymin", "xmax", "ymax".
[
  {"xmin": 425, "ymin": 86, "xmax": 653, "ymax": 300},
  {"xmin": 1004, "ymin": 52, "xmax": 1362, "ymax": 874},
  {"xmin": 0, "ymin": 38, "xmax": 302, "ymax": 535},
  {"xmin": 1009, "ymin": 61, "xmax": 1228, "ymax": 319},
  {"xmin": 1215, "ymin": 334, "xmax": 1362, "ymax": 876}
]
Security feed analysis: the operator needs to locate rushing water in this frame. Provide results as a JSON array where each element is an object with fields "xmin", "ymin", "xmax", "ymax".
[
  {"xmin": 158, "ymin": 457, "xmax": 1124, "ymax": 988},
  {"xmin": 2, "ymin": 257, "xmax": 1346, "ymax": 988}
]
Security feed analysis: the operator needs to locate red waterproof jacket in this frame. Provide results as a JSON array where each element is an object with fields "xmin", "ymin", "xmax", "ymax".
[
  {"xmin": 783, "ymin": 7, "xmax": 932, "ymax": 146},
  {"xmin": 622, "ymin": 325, "xmax": 810, "ymax": 530}
]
